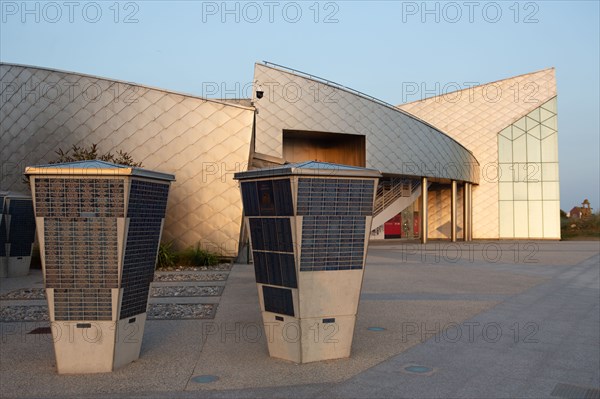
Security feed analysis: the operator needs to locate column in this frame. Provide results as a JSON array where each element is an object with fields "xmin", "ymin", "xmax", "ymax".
[
  {"xmin": 463, "ymin": 183, "xmax": 469, "ymax": 241},
  {"xmin": 451, "ymin": 180, "xmax": 457, "ymax": 242},
  {"xmin": 468, "ymin": 183, "xmax": 473, "ymax": 240},
  {"xmin": 421, "ymin": 177, "xmax": 428, "ymax": 244}
]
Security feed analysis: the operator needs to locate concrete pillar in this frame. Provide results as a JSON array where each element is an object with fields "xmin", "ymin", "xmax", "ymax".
[
  {"xmin": 468, "ymin": 183, "xmax": 473, "ymax": 240},
  {"xmin": 421, "ymin": 177, "xmax": 428, "ymax": 244},
  {"xmin": 451, "ymin": 180, "xmax": 457, "ymax": 242},
  {"xmin": 463, "ymin": 183, "xmax": 469, "ymax": 241}
]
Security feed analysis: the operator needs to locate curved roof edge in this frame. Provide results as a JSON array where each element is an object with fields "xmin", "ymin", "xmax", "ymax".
[
  {"xmin": 397, "ymin": 67, "xmax": 556, "ymax": 107},
  {"xmin": 0, "ymin": 62, "xmax": 255, "ymax": 111},
  {"xmin": 259, "ymin": 61, "xmax": 478, "ymax": 162}
]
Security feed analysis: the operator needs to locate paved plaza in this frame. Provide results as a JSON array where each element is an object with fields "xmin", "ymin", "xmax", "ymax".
[{"xmin": 1, "ymin": 241, "xmax": 599, "ymax": 398}]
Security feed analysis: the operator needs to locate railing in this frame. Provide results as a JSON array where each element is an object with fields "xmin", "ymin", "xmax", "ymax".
[
  {"xmin": 262, "ymin": 61, "xmax": 398, "ymax": 110},
  {"xmin": 373, "ymin": 178, "xmax": 420, "ymax": 217}
]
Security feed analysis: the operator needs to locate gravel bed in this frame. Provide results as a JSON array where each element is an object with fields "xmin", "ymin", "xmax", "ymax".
[
  {"xmin": 156, "ymin": 263, "xmax": 232, "ymax": 272},
  {"xmin": 153, "ymin": 272, "xmax": 229, "ymax": 282},
  {"xmin": 146, "ymin": 303, "xmax": 216, "ymax": 320},
  {"xmin": 150, "ymin": 285, "xmax": 222, "ymax": 297},
  {"xmin": 0, "ymin": 288, "xmax": 46, "ymax": 300},
  {"xmin": 0, "ymin": 303, "xmax": 217, "ymax": 322},
  {"xmin": 1, "ymin": 286, "xmax": 224, "ymax": 300},
  {"xmin": 0, "ymin": 305, "xmax": 49, "ymax": 322}
]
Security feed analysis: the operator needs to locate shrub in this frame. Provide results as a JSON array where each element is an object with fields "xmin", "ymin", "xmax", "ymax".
[
  {"xmin": 51, "ymin": 143, "xmax": 142, "ymax": 167},
  {"xmin": 156, "ymin": 241, "xmax": 178, "ymax": 269},
  {"xmin": 180, "ymin": 244, "xmax": 220, "ymax": 267},
  {"xmin": 561, "ymin": 213, "xmax": 600, "ymax": 240}
]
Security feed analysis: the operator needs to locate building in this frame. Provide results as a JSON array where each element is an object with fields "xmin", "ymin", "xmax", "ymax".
[
  {"xmin": 0, "ymin": 62, "xmax": 561, "ymax": 258},
  {"xmin": 570, "ymin": 199, "xmax": 593, "ymax": 219},
  {"xmin": 398, "ymin": 68, "xmax": 560, "ymax": 240}
]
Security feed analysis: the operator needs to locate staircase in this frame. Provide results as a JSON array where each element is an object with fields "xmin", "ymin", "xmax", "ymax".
[{"xmin": 371, "ymin": 178, "xmax": 425, "ymax": 237}]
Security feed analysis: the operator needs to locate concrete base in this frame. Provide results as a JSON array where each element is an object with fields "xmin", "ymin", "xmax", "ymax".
[
  {"xmin": 51, "ymin": 313, "xmax": 147, "ymax": 374},
  {"xmin": 7, "ymin": 256, "xmax": 31, "ymax": 277},
  {"xmin": 261, "ymin": 312, "xmax": 356, "ymax": 363},
  {"xmin": 300, "ymin": 315, "xmax": 355, "ymax": 363}
]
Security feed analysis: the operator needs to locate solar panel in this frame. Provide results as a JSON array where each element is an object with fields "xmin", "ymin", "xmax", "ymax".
[
  {"xmin": 44, "ymin": 218, "xmax": 119, "ymax": 289},
  {"xmin": 6, "ymin": 199, "xmax": 36, "ymax": 257},
  {"xmin": 241, "ymin": 179, "xmax": 293, "ymax": 217},
  {"xmin": 273, "ymin": 179, "xmax": 294, "ymax": 215},
  {"xmin": 120, "ymin": 179, "xmax": 170, "ymax": 319},
  {"xmin": 54, "ymin": 288, "xmax": 112, "ymax": 321},
  {"xmin": 297, "ymin": 178, "xmax": 373, "ymax": 272},
  {"xmin": 241, "ymin": 181, "xmax": 260, "ymax": 216},
  {"xmin": 126, "ymin": 180, "xmax": 170, "ymax": 218},
  {"xmin": 35, "ymin": 178, "xmax": 125, "ymax": 218},
  {"xmin": 250, "ymin": 216, "xmax": 297, "ymax": 288},
  {"xmin": 0, "ymin": 215, "xmax": 6, "ymax": 258},
  {"xmin": 300, "ymin": 216, "xmax": 366, "ymax": 271},
  {"xmin": 297, "ymin": 178, "xmax": 374, "ymax": 216},
  {"xmin": 257, "ymin": 181, "xmax": 276, "ymax": 216},
  {"xmin": 262, "ymin": 285, "xmax": 294, "ymax": 316},
  {"xmin": 249, "ymin": 218, "xmax": 293, "ymax": 252}
]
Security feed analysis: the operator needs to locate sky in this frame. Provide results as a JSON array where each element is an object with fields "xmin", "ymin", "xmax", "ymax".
[{"xmin": 1, "ymin": 0, "xmax": 599, "ymax": 211}]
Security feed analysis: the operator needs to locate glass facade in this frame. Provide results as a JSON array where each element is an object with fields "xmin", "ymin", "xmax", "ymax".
[
  {"xmin": 384, "ymin": 200, "xmax": 420, "ymax": 239},
  {"xmin": 497, "ymin": 97, "xmax": 560, "ymax": 238}
]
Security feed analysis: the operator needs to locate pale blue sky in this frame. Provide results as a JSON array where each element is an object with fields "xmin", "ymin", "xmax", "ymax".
[{"xmin": 1, "ymin": 1, "xmax": 599, "ymax": 210}]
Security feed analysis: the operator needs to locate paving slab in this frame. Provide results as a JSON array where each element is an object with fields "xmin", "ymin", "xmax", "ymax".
[{"xmin": 0, "ymin": 241, "xmax": 598, "ymax": 398}]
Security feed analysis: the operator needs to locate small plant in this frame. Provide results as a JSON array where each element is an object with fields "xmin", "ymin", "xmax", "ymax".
[
  {"xmin": 51, "ymin": 143, "xmax": 142, "ymax": 167},
  {"xmin": 561, "ymin": 212, "xmax": 600, "ymax": 240},
  {"xmin": 156, "ymin": 241, "xmax": 178, "ymax": 270},
  {"xmin": 180, "ymin": 244, "xmax": 220, "ymax": 267}
]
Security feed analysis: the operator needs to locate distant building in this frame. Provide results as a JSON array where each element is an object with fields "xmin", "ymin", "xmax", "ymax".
[{"xmin": 570, "ymin": 200, "xmax": 593, "ymax": 219}]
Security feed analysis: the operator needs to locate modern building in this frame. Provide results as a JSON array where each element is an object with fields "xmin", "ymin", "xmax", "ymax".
[
  {"xmin": 0, "ymin": 61, "xmax": 560, "ymax": 259},
  {"xmin": 397, "ymin": 68, "xmax": 560, "ymax": 239}
]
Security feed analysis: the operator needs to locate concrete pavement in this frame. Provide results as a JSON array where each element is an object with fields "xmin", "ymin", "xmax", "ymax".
[{"xmin": 0, "ymin": 241, "xmax": 598, "ymax": 398}]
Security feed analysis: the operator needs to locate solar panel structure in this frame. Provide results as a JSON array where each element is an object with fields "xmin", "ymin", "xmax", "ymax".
[
  {"xmin": 297, "ymin": 178, "xmax": 374, "ymax": 272},
  {"xmin": 296, "ymin": 178, "xmax": 374, "ymax": 216},
  {"xmin": 246, "ymin": 178, "xmax": 298, "ymax": 292},
  {"xmin": 300, "ymin": 216, "xmax": 366, "ymax": 271},
  {"xmin": 262, "ymin": 285, "xmax": 294, "ymax": 316},
  {"xmin": 37, "ymin": 178, "xmax": 123, "ymax": 321},
  {"xmin": 120, "ymin": 179, "xmax": 170, "ymax": 319},
  {"xmin": 6, "ymin": 199, "xmax": 36, "ymax": 257},
  {"xmin": 241, "ymin": 179, "xmax": 293, "ymax": 216},
  {"xmin": 0, "ymin": 196, "xmax": 6, "ymax": 258}
]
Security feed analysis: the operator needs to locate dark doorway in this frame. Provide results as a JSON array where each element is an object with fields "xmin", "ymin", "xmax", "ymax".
[{"xmin": 282, "ymin": 130, "xmax": 366, "ymax": 167}]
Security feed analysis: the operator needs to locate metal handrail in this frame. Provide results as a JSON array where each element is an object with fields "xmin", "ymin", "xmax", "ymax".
[{"xmin": 373, "ymin": 178, "xmax": 419, "ymax": 217}]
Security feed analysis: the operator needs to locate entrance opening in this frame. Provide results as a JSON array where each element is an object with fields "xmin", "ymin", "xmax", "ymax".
[{"xmin": 282, "ymin": 130, "xmax": 366, "ymax": 167}]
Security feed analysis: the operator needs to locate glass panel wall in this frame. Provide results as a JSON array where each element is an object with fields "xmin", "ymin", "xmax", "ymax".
[{"xmin": 497, "ymin": 97, "xmax": 560, "ymax": 238}]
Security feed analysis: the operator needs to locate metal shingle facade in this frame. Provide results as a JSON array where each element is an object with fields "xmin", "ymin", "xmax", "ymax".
[
  {"xmin": 252, "ymin": 63, "xmax": 480, "ymax": 184},
  {"xmin": 1, "ymin": 64, "xmax": 254, "ymax": 256}
]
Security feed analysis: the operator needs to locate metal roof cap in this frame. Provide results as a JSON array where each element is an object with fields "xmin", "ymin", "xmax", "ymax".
[
  {"xmin": 24, "ymin": 160, "xmax": 175, "ymax": 182},
  {"xmin": 234, "ymin": 161, "xmax": 382, "ymax": 180}
]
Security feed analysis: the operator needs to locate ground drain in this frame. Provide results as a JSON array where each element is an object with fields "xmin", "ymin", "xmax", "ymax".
[
  {"xmin": 402, "ymin": 364, "xmax": 436, "ymax": 376},
  {"xmin": 191, "ymin": 375, "xmax": 219, "ymax": 384}
]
